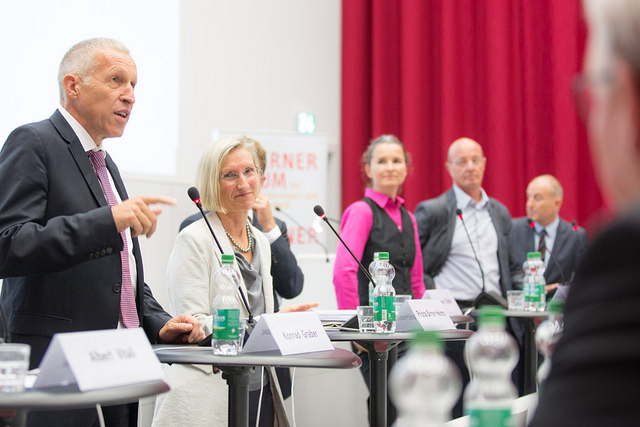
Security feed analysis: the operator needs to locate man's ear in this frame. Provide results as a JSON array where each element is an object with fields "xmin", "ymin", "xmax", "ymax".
[{"xmin": 62, "ymin": 74, "xmax": 81, "ymax": 100}]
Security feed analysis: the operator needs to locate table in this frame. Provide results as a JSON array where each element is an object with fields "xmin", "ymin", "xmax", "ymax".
[
  {"xmin": 502, "ymin": 310, "xmax": 551, "ymax": 394},
  {"xmin": 326, "ymin": 329, "xmax": 473, "ymax": 427},
  {"xmin": 0, "ymin": 380, "xmax": 169, "ymax": 427},
  {"xmin": 153, "ymin": 345, "xmax": 361, "ymax": 427}
]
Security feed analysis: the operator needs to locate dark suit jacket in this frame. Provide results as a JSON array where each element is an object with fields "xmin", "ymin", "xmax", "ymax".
[
  {"xmin": 180, "ymin": 212, "xmax": 304, "ymax": 310},
  {"xmin": 510, "ymin": 217, "xmax": 588, "ymax": 290},
  {"xmin": 0, "ymin": 111, "xmax": 171, "ymax": 369},
  {"xmin": 530, "ymin": 209, "xmax": 640, "ymax": 426},
  {"xmin": 414, "ymin": 187, "xmax": 518, "ymax": 296}
]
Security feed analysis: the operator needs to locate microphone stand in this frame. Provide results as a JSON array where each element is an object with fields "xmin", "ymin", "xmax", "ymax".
[{"xmin": 188, "ymin": 187, "xmax": 254, "ymax": 325}]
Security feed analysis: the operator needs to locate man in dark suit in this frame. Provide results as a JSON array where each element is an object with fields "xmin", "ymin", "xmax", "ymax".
[
  {"xmin": 414, "ymin": 137, "xmax": 520, "ymax": 417},
  {"xmin": 0, "ymin": 38, "xmax": 203, "ymax": 426},
  {"xmin": 510, "ymin": 175, "xmax": 588, "ymax": 299},
  {"xmin": 530, "ymin": 1, "xmax": 640, "ymax": 425}
]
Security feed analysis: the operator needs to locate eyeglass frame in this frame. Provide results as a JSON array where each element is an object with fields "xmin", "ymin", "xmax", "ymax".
[{"xmin": 219, "ymin": 166, "xmax": 261, "ymax": 182}]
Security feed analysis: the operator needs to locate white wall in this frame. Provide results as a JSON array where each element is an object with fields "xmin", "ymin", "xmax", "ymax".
[{"xmin": 126, "ymin": 1, "xmax": 363, "ymax": 426}]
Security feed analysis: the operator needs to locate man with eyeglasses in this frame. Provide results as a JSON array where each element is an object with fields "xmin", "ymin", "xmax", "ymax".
[
  {"xmin": 414, "ymin": 136, "xmax": 521, "ymax": 417},
  {"xmin": 530, "ymin": 1, "xmax": 640, "ymax": 425}
]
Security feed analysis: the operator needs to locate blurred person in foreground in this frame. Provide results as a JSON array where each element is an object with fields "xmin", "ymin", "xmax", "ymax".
[
  {"xmin": 0, "ymin": 38, "xmax": 203, "ymax": 427},
  {"xmin": 531, "ymin": 1, "xmax": 640, "ymax": 425},
  {"xmin": 152, "ymin": 136, "xmax": 315, "ymax": 427}
]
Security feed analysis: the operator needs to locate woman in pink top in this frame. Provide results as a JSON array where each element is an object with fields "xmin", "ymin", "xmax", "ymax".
[{"xmin": 332, "ymin": 135, "xmax": 425, "ymax": 310}]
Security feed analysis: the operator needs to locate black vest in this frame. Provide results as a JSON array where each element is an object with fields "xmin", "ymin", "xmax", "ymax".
[{"xmin": 357, "ymin": 197, "xmax": 417, "ymax": 305}]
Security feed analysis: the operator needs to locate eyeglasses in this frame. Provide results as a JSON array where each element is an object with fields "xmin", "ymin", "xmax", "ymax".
[
  {"xmin": 572, "ymin": 70, "xmax": 613, "ymax": 124},
  {"xmin": 450, "ymin": 157, "xmax": 483, "ymax": 168},
  {"xmin": 220, "ymin": 167, "xmax": 259, "ymax": 182}
]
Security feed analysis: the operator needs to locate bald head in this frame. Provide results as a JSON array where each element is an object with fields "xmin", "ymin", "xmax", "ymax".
[
  {"xmin": 526, "ymin": 175, "xmax": 563, "ymax": 226},
  {"xmin": 445, "ymin": 137, "xmax": 487, "ymax": 201}
]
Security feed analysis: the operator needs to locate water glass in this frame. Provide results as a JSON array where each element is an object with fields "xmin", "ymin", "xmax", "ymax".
[
  {"xmin": 357, "ymin": 306, "xmax": 375, "ymax": 333},
  {"xmin": 507, "ymin": 290, "xmax": 525, "ymax": 311},
  {"xmin": 0, "ymin": 343, "xmax": 30, "ymax": 393}
]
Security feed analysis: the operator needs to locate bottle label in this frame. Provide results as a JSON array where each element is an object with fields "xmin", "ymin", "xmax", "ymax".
[
  {"xmin": 212, "ymin": 308, "xmax": 240, "ymax": 340},
  {"xmin": 373, "ymin": 296, "xmax": 396, "ymax": 321},
  {"xmin": 468, "ymin": 408, "xmax": 513, "ymax": 427}
]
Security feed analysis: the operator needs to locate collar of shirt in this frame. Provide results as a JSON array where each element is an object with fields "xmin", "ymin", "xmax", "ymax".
[
  {"xmin": 533, "ymin": 216, "xmax": 560, "ymax": 239},
  {"xmin": 364, "ymin": 187, "xmax": 405, "ymax": 210},
  {"xmin": 452, "ymin": 184, "xmax": 489, "ymax": 210},
  {"xmin": 58, "ymin": 106, "xmax": 101, "ymax": 154}
]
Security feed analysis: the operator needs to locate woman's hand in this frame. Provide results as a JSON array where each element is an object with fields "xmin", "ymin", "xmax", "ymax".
[{"xmin": 278, "ymin": 302, "xmax": 319, "ymax": 313}]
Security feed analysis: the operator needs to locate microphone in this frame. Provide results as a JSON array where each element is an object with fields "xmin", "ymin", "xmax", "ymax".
[
  {"xmin": 571, "ymin": 220, "xmax": 578, "ymax": 231},
  {"xmin": 313, "ymin": 205, "xmax": 374, "ymax": 284},
  {"xmin": 274, "ymin": 207, "xmax": 329, "ymax": 263},
  {"xmin": 456, "ymin": 208, "xmax": 507, "ymax": 310},
  {"xmin": 187, "ymin": 187, "xmax": 253, "ymax": 324},
  {"xmin": 456, "ymin": 208, "xmax": 486, "ymax": 292},
  {"xmin": 527, "ymin": 218, "xmax": 566, "ymax": 287}
]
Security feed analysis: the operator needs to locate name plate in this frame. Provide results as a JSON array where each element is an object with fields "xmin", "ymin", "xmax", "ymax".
[
  {"xmin": 243, "ymin": 312, "xmax": 334, "ymax": 355},
  {"xmin": 33, "ymin": 328, "xmax": 165, "ymax": 391},
  {"xmin": 396, "ymin": 300, "xmax": 456, "ymax": 332},
  {"xmin": 422, "ymin": 289, "xmax": 463, "ymax": 316}
]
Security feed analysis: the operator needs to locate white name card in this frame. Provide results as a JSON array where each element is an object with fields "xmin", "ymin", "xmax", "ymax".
[
  {"xmin": 422, "ymin": 289, "xmax": 463, "ymax": 316},
  {"xmin": 396, "ymin": 300, "xmax": 456, "ymax": 332},
  {"xmin": 242, "ymin": 312, "xmax": 334, "ymax": 355},
  {"xmin": 33, "ymin": 328, "xmax": 165, "ymax": 391}
]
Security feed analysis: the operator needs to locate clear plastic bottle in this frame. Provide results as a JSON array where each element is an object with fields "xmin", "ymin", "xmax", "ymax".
[
  {"xmin": 464, "ymin": 306, "xmax": 519, "ymax": 427},
  {"xmin": 373, "ymin": 252, "xmax": 396, "ymax": 333},
  {"xmin": 535, "ymin": 299, "xmax": 564, "ymax": 392},
  {"xmin": 368, "ymin": 252, "xmax": 381, "ymax": 306},
  {"xmin": 389, "ymin": 330, "xmax": 461, "ymax": 427},
  {"xmin": 212, "ymin": 254, "xmax": 242, "ymax": 356},
  {"xmin": 523, "ymin": 252, "xmax": 546, "ymax": 312}
]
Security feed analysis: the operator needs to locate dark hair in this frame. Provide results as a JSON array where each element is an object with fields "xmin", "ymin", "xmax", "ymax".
[{"xmin": 361, "ymin": 134, "xmax": 411, "ymax": 185}]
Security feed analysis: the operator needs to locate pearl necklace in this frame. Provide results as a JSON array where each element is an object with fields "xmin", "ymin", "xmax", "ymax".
[{"xmin": 223, "ymin": 222, "xmax": 252, "ymax": 253}]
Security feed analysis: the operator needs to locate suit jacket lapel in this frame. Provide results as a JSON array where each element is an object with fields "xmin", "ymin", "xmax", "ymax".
[{"xmin": 50, "ymin": 110, "xmax": 108, "ymax": 207}]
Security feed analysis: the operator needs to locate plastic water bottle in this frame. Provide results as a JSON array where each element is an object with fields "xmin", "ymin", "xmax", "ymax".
[
  {"xmin": 535, "ymin": 299, "xmax": 564, "ymax": 392},
  {"xmin": 373, "ymin": 252, "xmax": 396, "ymax": 333},
  {"xmin": 212, "ymin": 254, "xmax": 241, "ymax": 356},
  {"xmin": 523, "ymin": 252, "xmax": 546, "ymax": 312},
  {"xmin": 368, "ymin": 252, "xmax": 381, "ymax": 306},
  {"xmin": 464, "ymin": 306, "xmax": 518, "ymax": 427},
  {"xmin": 389, "ymin": 331, "xmax": 461, "ymax": 426}
]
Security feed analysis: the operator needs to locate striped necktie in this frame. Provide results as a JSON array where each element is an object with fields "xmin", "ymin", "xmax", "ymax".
[
  {"xmin": 538, "ymin": 229, "xmax": 547, "ymax": 261},
  {"xmin": 88, "ymin": 150, "xmax": 140, "ymax": 328}
]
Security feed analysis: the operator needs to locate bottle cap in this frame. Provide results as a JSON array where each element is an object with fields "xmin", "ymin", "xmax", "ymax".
[
  {"xmin": 221, "ymin": 254, "xmax": 235, "ymax": 264},
  {"xmin": 372, "ymin": 252, "xmax": 381, "ymax": 260},
  {"xmin": 410, "ymin": 330, "xmax": 443, "ymax": 351},
  {"xmin": 378, "ymin": 252, "xmax": 389, "ymax": 260},
  {"xmin": 547, "ymin": 299, "xmax": 564, "ymax": 314},
  {"xmin": 527, "ymin": 252, "xmax": 542, "ymax": 258},
  {"xmin": 478, "ymin": 305, "xmax": 506, "ymax": 327}
]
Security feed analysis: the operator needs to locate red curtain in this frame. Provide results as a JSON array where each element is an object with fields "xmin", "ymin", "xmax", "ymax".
[{"xmin": 341, "ymin": 0, "xmax": 603, "ymax": 228}]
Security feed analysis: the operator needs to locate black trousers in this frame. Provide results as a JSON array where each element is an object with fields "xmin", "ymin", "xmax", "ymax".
[{"xmin": 26, "ymin": 402, "xmax": 138, "ymax": 427}]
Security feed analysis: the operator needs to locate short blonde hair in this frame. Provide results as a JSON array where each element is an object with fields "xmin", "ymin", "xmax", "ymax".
[
  {"xmin": 58, "ymin": 38, "xmax": 130, "ymax": 103},
  {"xmin": 195, "ymin": 136, "xmax": 260, "ymax": 214},
  {"xmin": 584, "ymin": 0, "xmax": 640, "ymax": 78}
]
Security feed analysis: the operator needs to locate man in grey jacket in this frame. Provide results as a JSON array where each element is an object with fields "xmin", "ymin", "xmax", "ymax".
[{"xmin": 414, "ymin": 137, "xmax": 520, "ymax": 417}]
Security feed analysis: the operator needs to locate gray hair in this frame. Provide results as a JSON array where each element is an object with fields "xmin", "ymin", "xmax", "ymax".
[
  {"xmin": 195, "ymin": 136, "xmax": 261, "ymax": 214},
  {"xmin": 584, "ymin": 0, "xmax": 640, "ymax": 79},
  {"xmin": 58, "ymin": 38, "xmax": 130, "ymax": 103}
]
